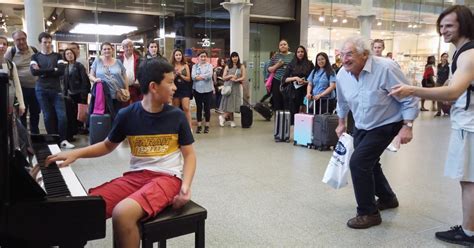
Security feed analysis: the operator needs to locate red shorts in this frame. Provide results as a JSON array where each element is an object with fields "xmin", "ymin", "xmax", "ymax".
[{"xmin": 89, "ymin": 170, "xmax": 181, "ymax": 219}]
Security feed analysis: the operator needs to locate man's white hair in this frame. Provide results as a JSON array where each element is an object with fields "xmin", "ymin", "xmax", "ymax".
[
  {"xmin": 121, "ymin": 38, "xmax": 133, "ymax": 46},
  {"xmin": 340, "ymin": 36, "xmax": 372, "ymax": 55}
]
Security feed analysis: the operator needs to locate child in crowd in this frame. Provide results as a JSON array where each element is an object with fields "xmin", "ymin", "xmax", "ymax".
[{"xmin": 46, "ymin": 59, "xmax": 197, "ymax": 248}]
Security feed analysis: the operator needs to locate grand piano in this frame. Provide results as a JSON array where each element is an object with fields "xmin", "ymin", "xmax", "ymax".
[{"xmin": 0, "ymin": 73, "xmax": 106, "ymax": 247}]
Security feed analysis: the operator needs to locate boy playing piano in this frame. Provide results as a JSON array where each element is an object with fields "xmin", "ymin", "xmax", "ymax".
[{"xmin": 46, "ymin": 59, "xmax": 196, "ymax": 247}]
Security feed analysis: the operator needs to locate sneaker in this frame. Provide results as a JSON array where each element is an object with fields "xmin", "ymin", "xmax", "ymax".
[
  {"xmin": 376, "ymin": 196, "xmax": 399, "ymax": 211},
  {"xmin": 204, "ymin": 126, "xmax": 209, "ymax": 133},
  {"xmin": 60, "ymin": 140, "xmax": 75, "ymax": 149},
  {"xmin": 435, "ymin": 225, "xmax": 474, "ymax": 246},
  {"xmin": 219, "ymin": 115, "xmax": 225, "ymax": 127},
  {"xmin": 230, "ymin": 121, "xmax": 237, "ymax": 128},
  {"xmin": 196, "ymin": 126, "xmax": 202, "ymax": 134},
  {"xmin": 434, "ymin": 112, "xmax": 441, "ymax": 117},
  {"xmin": 347, "ymin": 211, "xmax": 382, "ymax": 229}
]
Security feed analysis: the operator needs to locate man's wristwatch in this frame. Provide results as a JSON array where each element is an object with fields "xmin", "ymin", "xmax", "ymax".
[{"xmin": 403, "ymin": 122, "xmax": 413, "ymax": 128}]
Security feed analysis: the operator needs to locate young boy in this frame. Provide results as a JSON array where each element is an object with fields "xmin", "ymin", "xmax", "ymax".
[{"xmin": 46, "ymin": 59, "xmax": 196, "ymax": 248}]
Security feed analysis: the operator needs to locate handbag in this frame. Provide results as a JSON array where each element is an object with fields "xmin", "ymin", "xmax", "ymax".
[
  {"xmin": 322, "ymin": 133, "xmax": 354, "ymax": 189},
  {"xmin": 116, "ymin": 88, "xmax": 130, "ymax": 102},
  {"xmin": 265, "ymin": 72, "xmax": 274, "ymax": 92},
  {"xmin": 221, "ymin": 81, "xmax": 232, "ymax": 96},
  {"xmin": 77, "ymin": 103, "xmax": 88, "ymax": 122},
  {"xmin": 280, "ymin": 82, "xmax": 295, "ymax": 99}
]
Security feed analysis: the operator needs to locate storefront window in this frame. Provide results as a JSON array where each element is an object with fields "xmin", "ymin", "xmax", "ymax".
[
  {"xmin": 307, "ymin": 0, "xmax": 474, "ymax": 83},
  {"xmin": 42, "ymin": 0, "xmax": 230, "ymax": 66}
]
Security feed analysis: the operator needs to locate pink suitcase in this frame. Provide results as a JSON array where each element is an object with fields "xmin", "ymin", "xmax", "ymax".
[{"xmin": 293, "ymin": 101, "xmax": 315, "ymax": 147}]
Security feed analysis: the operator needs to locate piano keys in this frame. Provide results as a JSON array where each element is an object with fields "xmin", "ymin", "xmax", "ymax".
[{"xmin": 0, "ymin": 72, "xmax": 106, "ymax": 247}]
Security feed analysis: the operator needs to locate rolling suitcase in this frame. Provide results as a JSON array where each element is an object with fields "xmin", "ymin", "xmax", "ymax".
[
  {"xmin": 89, "ymin": 114, "xmax": 111, "ymax": 145},
  {"xmin": 254, "ymin": 102, "xmax": 272, "ymax": 121},
  {"xmin": 274, "ymin": 110, "xmax": 290, "ymax": 142},
  {"xmin": 312, "ymin": 98, "xmax": 339, "ymax": 151},
  {"xmin": 293, "ymin": 101, "xmax": 315, "ymax": 147},
  {"xmin": 240, "ymin": 105, "xmax": 253, "ymax": 128}
]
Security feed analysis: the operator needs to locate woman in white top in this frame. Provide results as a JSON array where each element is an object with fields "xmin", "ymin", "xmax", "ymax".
[{"xmin": 0, "ymin": 35, "xmax": 25, "ymax": 116}]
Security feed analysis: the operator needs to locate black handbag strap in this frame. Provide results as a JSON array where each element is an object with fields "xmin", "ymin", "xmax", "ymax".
[{"xmin": 452, "ymin": 40, "xmax": 474, "ymax": 110}]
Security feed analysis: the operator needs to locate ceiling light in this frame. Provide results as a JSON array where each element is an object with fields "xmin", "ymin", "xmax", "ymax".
[
  {"xmin": 377, "ymin": 21, "xmax": 382, "ymax": 26},
  {"xmin": 408, "ymin": 24, "xmax": 413, "ymax": 28},
  {"xmin": 319, "ymin": 16, "xmax": 325, "ymax": 22},
  {"xmin": 70, "ymin": 23, "xmax": 138, "ymax": 35},
  {"xmin": 413, "ymin": 24, "xmax": 417, "ymax": 28},
  {"xmin": 333, "ymin": 18, "xmax": 338, "ymax": 23},
  {"xmin": 342, "ymin": 18, "xmax": 347, "ymax": 24}
]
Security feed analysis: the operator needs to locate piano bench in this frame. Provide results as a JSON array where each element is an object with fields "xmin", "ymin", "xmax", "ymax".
[{"xmin": 140, "ymin": 200, "xmax": 207, "ymax": 248}]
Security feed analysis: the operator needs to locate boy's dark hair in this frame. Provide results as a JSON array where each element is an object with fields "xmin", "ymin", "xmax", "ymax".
[
  {"xmin": 138, "ymin": 59, "xmax": 174, "ymax": 94},
  {"xmin": 38, "ymin": 32, "xmax": 52, "ymax": 43},
  {"xmin": 437, "ymin": 5, "xmax": 474, "ymax": 40}
]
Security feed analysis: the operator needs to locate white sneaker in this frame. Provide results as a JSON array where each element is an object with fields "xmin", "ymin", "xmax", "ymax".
[
  {"xmin": 230, "ymin": 121, "xmax": 237, "ymax": 128},
  {"xmin": 219, "ymin": 115, "xmax": 225, "ymax": 127},
  {"xmin": 60, "ymin": 140, "xmax": 75, "ymax": 149}
]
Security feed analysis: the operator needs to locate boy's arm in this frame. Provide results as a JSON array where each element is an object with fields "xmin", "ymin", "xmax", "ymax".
[
  {"xmin": 172, "ymin": 144, "xmax": 196, "ymax": 209},
  {"xmin": 45, "ymin": 139, "xmax": 120, "ymax": 168}
]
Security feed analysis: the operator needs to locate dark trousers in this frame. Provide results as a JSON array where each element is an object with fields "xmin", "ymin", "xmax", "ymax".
[
  {"xmin": 194, "ymin": 91, "xmax": 212, "ymax": 122},
  {"xmin": 350, "ymin": 121, "xmax": 402, "ymax": 215},
  {"xmin": 35, "ymin": 86, "xmax": 68, "ymax": 141},
  {"xmin": 271, "ymin": 78, "xmax": 286, "ymax": 111},
  {"xmin": 20, "ymin": 87, "xmax": 41, "ymax": 134}
]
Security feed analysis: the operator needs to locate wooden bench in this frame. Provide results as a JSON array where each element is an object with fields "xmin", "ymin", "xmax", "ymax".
[{"xmin": 140, "ymin": 201, "xmax": 207, "ymax": 248}]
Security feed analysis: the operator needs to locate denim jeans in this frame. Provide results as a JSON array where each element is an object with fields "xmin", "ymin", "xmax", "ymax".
[
  {"xmin": 20, "ymin": 87, "xmax": 41, "ymax": 134},
  {"xmin": 35, "ymin": 86, "xmax": 68, "ymax": 141},
  {"xmin": 350, "ymin": 121, "xmax": 402, "ymax": 215}
]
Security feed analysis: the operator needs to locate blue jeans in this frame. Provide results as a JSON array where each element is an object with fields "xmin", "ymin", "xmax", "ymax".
[
  {"xmin": 20, "ymin": 87, "xmax": 41, "ymax": 134},
  {"xmin": 350, "ymin": 121, "xmax": 402, "ymax": 215},
  {"xmin": 35, "ymin": 86, "xmax": 68, "ymax": 141}
]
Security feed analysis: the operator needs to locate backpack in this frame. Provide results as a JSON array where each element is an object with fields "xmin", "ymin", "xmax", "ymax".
[
  {"xmin": 451, "ymin": 40, "xmax": 474, "ymax": 110},
  {"xmin": 9, "ymin": 46, "xmax": 38, "ymax": 58}
]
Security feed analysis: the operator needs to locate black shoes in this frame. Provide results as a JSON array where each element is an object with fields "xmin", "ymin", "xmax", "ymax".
[
  {"xmin": 347, "ymin": 211, "xmax": 382, "ymax": 229},
  {"xmin": 376, "ymin": 196, "xmax": 399, "ymax": 211},
  {"xmin": 435, "ymin": 225, "xmax": 474, "ymax": 246},
  {"xmin": 196, "ymin": 126, "xmax": 209, "ymax": 134}
]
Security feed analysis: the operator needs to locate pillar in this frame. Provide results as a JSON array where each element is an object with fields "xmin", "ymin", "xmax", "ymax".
[
  {"xmin": 358, "ymin": 0, "xmax": 375, "ymax": 40},
  {"xmin": 221, "ymin": 0, "xmax": 252, "ymax": 62},
  {"xmin": 24, "ymin": 0, "xmax": 45, "ymax": 48},
  {"xmin": 300, "ymin": 0, "xmax": 309, "ymax": 49}
]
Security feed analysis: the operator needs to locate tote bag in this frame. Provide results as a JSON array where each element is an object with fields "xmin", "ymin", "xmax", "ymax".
[
  {"xmin": 265, "ymin": 72, "xmax": 275, "ymax": 92},
  {"xmin": 322, "ymin": 133, "xmax": 354, "ymax": 189}
]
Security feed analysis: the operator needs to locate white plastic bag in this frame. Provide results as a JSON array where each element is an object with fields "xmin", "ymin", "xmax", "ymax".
[{"xmin": 322, "ymin": 133, "xmax": 354, "ymax": 189}]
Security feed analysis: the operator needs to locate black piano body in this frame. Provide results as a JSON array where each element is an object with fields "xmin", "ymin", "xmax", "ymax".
[{"xmin": 0, "ymin": 73, "xmax": 106, "ymax": 247}]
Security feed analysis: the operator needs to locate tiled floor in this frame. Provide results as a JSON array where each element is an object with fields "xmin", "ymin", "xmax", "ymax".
[{"xmin": 67, "ymin": 110, "xmax": 461, "ymax": 247}]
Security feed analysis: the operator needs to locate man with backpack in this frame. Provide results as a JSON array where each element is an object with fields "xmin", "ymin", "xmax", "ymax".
[
  {"xmin": 390, "ymin": 5, "xmax": 474, "ymax": 246},
  {"xmin": 5, "ymin": 30, "xmax": 40, "ymax": 134}
]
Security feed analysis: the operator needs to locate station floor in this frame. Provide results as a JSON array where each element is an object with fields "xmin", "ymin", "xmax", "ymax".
[{"xmin": 68, "ymin": 109, "xmax": 461, "ymax": 247}]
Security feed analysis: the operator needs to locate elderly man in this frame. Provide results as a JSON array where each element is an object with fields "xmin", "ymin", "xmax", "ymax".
[
  {"xmin": 335, "ymin": 36, "xmax": 419, "ymax": 229},
  {"xmin": 5, "ymin": 30, "xmax": 40, "ymax": 134},
  {"xmin": 118, "ymin": 39, "xmax": 141, "ymax": 103},
  {"xmin": 390, "ymin": 5, "xmax": 474, "ymax": 246}
]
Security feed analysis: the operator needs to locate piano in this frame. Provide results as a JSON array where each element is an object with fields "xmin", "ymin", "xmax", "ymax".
[{"xmin": 0, "ymin": 73, "xmax": 106, "ymax": 247}]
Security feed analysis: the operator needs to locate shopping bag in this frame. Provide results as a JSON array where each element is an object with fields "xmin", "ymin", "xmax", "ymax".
[
  {"xmin": 265, "ymin": 72, "xmax": 274, "ymax": 93},
  {"xmin": 322, "ymin": 133, "xmax": 354, "ymax": 189},
  {"xmin": 77, "ymin": 103, "xmax": 88, "ymax": 123}
]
